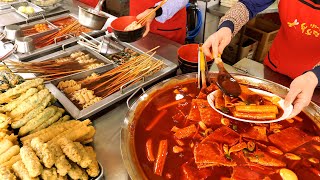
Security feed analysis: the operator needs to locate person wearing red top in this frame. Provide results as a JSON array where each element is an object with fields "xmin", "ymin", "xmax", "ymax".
[
  {"xmin": 203, "ymin": 0, "xmax": 320, "ymax": 118},
  {"xmin": 130, "ymin": 0, "xmax": 188, "ymax": 44}
]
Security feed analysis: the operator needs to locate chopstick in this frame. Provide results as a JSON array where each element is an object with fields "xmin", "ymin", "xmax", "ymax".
[
  {"xmin": 137, "ymin": 0, "xmax": 168, "ymax": 25},
  {"xmin": 198, "ymin": 44, "xmax": 207, "ymax": 89}
]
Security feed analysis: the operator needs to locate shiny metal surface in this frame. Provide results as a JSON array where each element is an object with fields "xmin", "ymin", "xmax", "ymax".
[
  {"xmin": 4, "ymin": 24, "xmax": 21, "ymax": 40},
  {"xmin": 121, "ymin": 72, "xmax": 320, "ymax": 180},
  {"xmin": 78, "ymin": 5, "xmax": 108, "ymax": 30},
  {"xmin": 12, "ymin": 13, "xmax": 105, "ymax": 61},
  {"xmin": 46, "ymin": 37, "xmax": 177, "ymax": 119},
  {"xmin": 19, "ymin": 19, "xmax": 59, "ymax": 39},
  {"xmin": 15, "ymin": 36, "xmax": 34, "ymax": 53}
]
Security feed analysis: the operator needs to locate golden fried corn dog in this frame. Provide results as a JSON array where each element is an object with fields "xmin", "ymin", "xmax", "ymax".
[
  {"xmin": 0, "ymin": 79, "xmax": 43, "ymax": 104},
  {"xmin": 41, "ymin": 167, "xmax": 57, "ymax": 180},
  {"xmin": 0, "ymin": 113, "xmax": 10, "ymax": 129},
  {"xmin": 11, "ymin": 94, "xmax": 52, "ymax": 129},
  {"xmin": 21, "ymin": 120, "xmax": 81, "ymax": 145},
  {"xmin": 68, "ymin": 162, "xmax": 88, "ymax": 180},
  {"xmin": 0, "ymin": 154, "xmax": 21, "ymax": 168},
  {"xmin": 19, "ymin": 106, "xmax": 58, "ymax": 136},
  {"xmin": 0, "ymin": 88, "xmax": 38, "ymax": 112},
  {"xmin": 31, "ymin": 108, "xmax": 65, "ymax": 133},
  {"xmin": 0, "ymin": 139, "xmax": 13, "ymax": 155},
  {"xmin": 84, "ymin": 146, "xmax": 100, "ymax": 177},
  {"xmin": 58, "ymin": 138, "xmax": 81, "ymax": 163},
  {"xmin": 74, "ymin": 142, "xmax": 92, "ymax": 168},
  {"xmin": 12, "ymin": 160, "xmax": 39, "ymax": 180},
  {"xmin": 31, "ymin": 138, "xmax": 55, "ymax": 168},
  {"xmin": 76, "ymin": 126, "xmax": 95, "ymax": 143},
  {"xmin": 0, "ymin": 145, "xmax": 19, "ymax": 164},
  {"xmin": 47, "ymin": 120, "xmax": 91, "ymax": 145},
  {"xmin": 50, "ymin": 143, "xmax": 71, "ymax": 176},
  {"xmin": 10, "ymin": 88, "xmax": 49, "ymax": 119},
  {"xmin": 20, "ymin": 146, "xmax": 42, "ymax": 178},
  {"xmin": 55, "ymin": 155, "xmax": 71, "ymax": 177},
  {"xmin": 0, "ymin": 166, "xmax": 16, "ymax": 180}
]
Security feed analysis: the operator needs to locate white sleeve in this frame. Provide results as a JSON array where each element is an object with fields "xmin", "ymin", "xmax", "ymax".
[{"xmin": 154, "ymin": 0, "xmax": 189, "ymax": 23}]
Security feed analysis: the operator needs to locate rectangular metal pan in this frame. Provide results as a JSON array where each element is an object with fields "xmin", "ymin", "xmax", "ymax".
[
  {"xmin": 0, "ymin": 0, "xmax": 25, "ymax": 10},
  {"xmin": 13, "ymin": 13, "xmax": 105, "ymax": 61},
  {"xmin": 20, "ymin": 19, "xmax": 59, "ymax": 39},
  {"xmin": 26, "ymin": 44, "xmax": 115, "ymax": 82},
  {"xmin": 11, "ymin": 1, "xmax": 44, "ymax": 19},
  {"xmin": 46, "ymin": 38, "xmax": 178, "ymax": 119}
]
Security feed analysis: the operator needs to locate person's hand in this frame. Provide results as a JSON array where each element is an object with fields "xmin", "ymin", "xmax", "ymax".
[
  {"xmin": 203, "ymin": 27, "xmax": 232, "ymax": 58},
  {"xmin": 136, "ymin": 9, "xmax": 156, "ymax": 37},
  {"xmin": 285, "ymin": 71, "xmax": 318, "ymax": 118}
]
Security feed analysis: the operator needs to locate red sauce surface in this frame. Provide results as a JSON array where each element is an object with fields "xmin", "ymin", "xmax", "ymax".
[{"xmin": 134, "ymin": 80, "xmax": 320, "ymax": 180}]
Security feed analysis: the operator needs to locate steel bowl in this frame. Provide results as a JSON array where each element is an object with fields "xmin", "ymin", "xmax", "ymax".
[
  {"xmin": 120, "ymin": 72, "xmax": 320, "ymax": 180},
  {"xmin": 4, "ymin": 25, "xmax": 21, "ymax": 41},
  {"xmin": 15, "ymin": 37, "xmax": 34, "ymax": 54},
  {"xmin": 78, "ymin": 6, "xmax": 109, "ymax": 30},
  {"xmin": 110, "ymin": 16, "xmax": 146, "ymax": 43}
]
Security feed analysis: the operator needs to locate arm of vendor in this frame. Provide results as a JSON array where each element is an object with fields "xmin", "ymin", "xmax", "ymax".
[
  {"xmin": 154, "ymin": 0, "xmax": 189, "ymax": 23},
  {"xmin": 218, "ymin": 0, "xmax": 276, "ymax": 35}
]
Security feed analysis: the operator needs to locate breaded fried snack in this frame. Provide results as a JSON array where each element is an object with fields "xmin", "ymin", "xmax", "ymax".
[{"xmin": 20, "ymin": 146, "xmax": 42, "ymax": 177}]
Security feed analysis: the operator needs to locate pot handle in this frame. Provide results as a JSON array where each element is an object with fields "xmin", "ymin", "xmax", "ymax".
[{"xmin": 126, "ymin": 86, "xmax": 146, "ymax": 109}]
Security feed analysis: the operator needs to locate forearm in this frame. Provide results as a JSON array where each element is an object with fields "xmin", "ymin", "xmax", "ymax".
[
  {"xmin": 154, "ymin": 0, "xmax": 188, "ymax": 23},
  {"xmin": 218, "ymin": 0, "xmax": 276, "ymax": 36},
  {"xmin": 311, "ymin": 62, "xmax": 320, "ymax": 86}
]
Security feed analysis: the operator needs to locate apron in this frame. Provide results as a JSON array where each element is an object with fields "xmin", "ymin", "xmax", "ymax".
[
  {"xmin": 264, "ymin": 0, "xmax": 320, "ymax": 79},
  {"xmin": 130, "ymin": 0, "xmax": 187, "ymax": 44},
  {"xmin": 78, "ymin": 0, "xmax": 98, "ymax": 7}
]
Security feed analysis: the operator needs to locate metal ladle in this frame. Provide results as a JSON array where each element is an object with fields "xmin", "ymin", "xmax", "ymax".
[
  {"xmin": 78, "ymin": 0, "xmax": 109, "ymax": 30},
  {"xmin": 215, "ymin": 57, "xmax": 241, "ymax": 97}
]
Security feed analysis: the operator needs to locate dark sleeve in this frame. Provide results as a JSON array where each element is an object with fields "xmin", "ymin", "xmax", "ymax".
[
  {"xmin": 217, "ymin": 0, "xmax": 276, "ymax": 34},
  {"xmin": 311, "ymin": 66, "xmax": 320, "ymax": 86},
  {"xmin": 240, "ymin": 0, "xmax": 276, "ymax": 19}
]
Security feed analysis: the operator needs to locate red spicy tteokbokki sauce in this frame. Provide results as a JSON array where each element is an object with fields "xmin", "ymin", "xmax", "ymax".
[{"xmin": 134, "ymin": 79, "xmax": 320, "ymax": 180}]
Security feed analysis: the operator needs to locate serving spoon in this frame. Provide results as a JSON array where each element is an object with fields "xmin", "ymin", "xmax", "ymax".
[{"xmin": 214, "ymin": 57, "xmax": 241, "ymax": 97}]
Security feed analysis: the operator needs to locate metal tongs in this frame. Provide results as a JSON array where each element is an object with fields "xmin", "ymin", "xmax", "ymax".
[
  {"xmin": 197, "ymin": 44, "xmax": 209, "ymax": 89},
  {"xmin": 77, "ymin": 32, "xmax": 108, "ymax": 54}
]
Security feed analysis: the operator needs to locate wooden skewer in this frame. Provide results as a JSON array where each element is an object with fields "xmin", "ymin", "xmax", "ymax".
[
  {"xmin": 137, "ymin": 0, "xmax": 168, "ymax": 25},
  {"xmin": 36, "ymin": 69, "xmax": 84, "ymax": 78}
]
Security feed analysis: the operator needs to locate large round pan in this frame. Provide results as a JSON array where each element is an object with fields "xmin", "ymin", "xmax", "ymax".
[{"xmin": 120, "ymin": 72, "xmax": 320, "ymax": 180}]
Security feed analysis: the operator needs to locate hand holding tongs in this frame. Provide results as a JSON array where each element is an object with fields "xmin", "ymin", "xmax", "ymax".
[{"xmin": 198, "ymin": 44, "xmax": 208, "ymax": 89}]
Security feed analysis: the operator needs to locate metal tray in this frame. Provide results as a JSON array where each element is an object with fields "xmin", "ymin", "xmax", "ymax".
[
  {"xmin": 11, "ymin": 1, "xmax": 44, "ymax": 19},
  {"xmin": 27, "ymin": 44, "xmax": 115, "ymax": 81},
  {"xmin": 0, "ymin": 8, "xmax": 25, "ymax": 27},
  {"xmin": 0, "ymin": 0, "xmax": 24, "ymax": 10},
  {"xmin": 45, "ymin": 41, "xmax": 178, "ymax": 119},
  {"xmin": 20, "ymin": 19, "xmax": 58, "ymax": 39},
  {"xmin": 12, "ymin": 13, "xmax": 105, "ymax": 61}
]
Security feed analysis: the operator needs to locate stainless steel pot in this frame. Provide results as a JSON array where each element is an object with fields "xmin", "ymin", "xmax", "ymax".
[
  {"xmin": 78, "ymin": 0, "xmax": 109, "ymax": 30},
  {"xmin": 120, "ymin": 72, "xmax": 320, "ymax": 180},
  {"xmin": 15, "ymin": 37, "xmax": 34, "ymax": 54},
  {"xmin": 4, "ymin": 25, "xmax": 21, "ymax": 41}
]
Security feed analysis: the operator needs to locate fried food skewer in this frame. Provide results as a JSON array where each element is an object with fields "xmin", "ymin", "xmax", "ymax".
[{"xmin": 20, "ymin": 146, "xmax": 42, "ymax": 178}]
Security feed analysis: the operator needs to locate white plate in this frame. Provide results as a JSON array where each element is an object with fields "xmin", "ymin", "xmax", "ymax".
[{"xmin": 207, "ymin": 88, "xmax": 293, "ymax": 124}]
